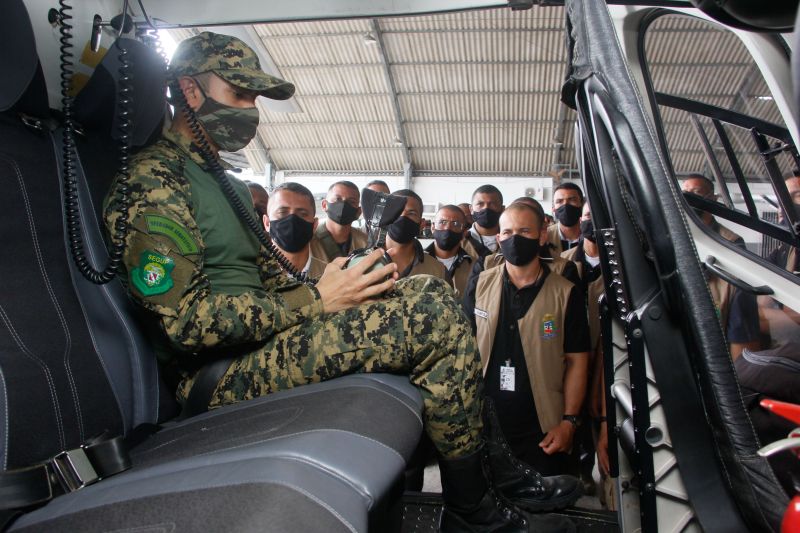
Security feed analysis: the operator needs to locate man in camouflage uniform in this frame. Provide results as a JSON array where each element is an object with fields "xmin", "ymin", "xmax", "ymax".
[{"xmin": 104, "ymin": 32, "xmax": 576, "ymax": 532}]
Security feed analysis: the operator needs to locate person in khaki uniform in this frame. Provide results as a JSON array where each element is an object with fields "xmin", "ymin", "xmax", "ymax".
[
  {"xmin": 463, "ymin": 185, "xmax": 505, "ymax": 260},
  {"xmin": 264, "ymin": 182, "xmax": 327, "ymax": 280},
  {"xmin": 463, "ymin": 202, "xmax": 590, "ymax": 477},
  {"xmin": 547, "ymin": 183, "xmax": 584, "ymax": 255},
  {"xmin": 310, "ymin": 180, "xmax": 368, "ymax": 262},
  {"xmin": 425, "ymin": 204, "xmax": 473, "ymax": 297},
  {"xmin": 385, "ymin": 189, "xmax": 447, "ymax": 280},
  {"xmin": 681, "ymin": 174, "xmax": 760, "ymax": 359}
]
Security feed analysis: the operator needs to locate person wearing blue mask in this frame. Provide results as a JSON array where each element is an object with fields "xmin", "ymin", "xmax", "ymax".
[
  {"xmin": 464, "ymin": 201, "xmax": 590, "ymax": 481},
  {"xmin": 264, "ymin": 182, "xmax": 327, "ymax": 280}
]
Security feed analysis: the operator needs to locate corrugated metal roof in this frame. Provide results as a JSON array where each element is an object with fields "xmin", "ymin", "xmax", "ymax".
[{"xmin": 171, "ymin": 6, "xmax": 789, "ymax": 180}]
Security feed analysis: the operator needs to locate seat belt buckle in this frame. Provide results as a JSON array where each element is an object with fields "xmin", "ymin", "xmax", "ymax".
[{"xmin": 51, "ymin": 447, "xmax": 99, "ymax": 492}]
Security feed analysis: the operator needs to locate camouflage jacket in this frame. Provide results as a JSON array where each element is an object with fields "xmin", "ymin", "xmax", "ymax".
[{"xmin": 103, "ymin": 128, "xmax": 323, "ymax": 358}]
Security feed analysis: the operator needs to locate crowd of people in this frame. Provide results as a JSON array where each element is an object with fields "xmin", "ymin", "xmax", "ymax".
[
  {"xmin": 246, "ymin": 177, "xmax": 617, "ymax": 507},
  {"xmin": 245, "ymin": 170, "xmax": 800, "ymax": 508}
]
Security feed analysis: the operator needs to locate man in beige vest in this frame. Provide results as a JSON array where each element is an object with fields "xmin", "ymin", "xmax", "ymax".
[
  {"xmin": 547, "ymin": 183, "xmax": 584, "ymax": 255},
  {"xmin": 469, "ymin": 197, "xmax": 581, "ymax": 288},
  {"xmin": 682, "ymin": 174, "xmax": 760, "ymax": 359},
  {"xmin": 385, "ymin": 189, "xmax": 447, "ymax": 280},
  {"xmin": 264, "ymin": 182, "xmax": 327, "ymax": 280},
  {"xmin": 310, "ymin": 180, "xmax": 368, "ymax": 262},
  {"xmin": 425, "ymin": 204, "xmax": 473, "ymax": 297},
  {"xmin": 463, "ymin": 202, "xmax": 590, "ymax": 477}
]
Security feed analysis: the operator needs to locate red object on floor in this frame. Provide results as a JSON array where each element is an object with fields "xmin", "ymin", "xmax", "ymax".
[
  {"xmin": 783, "ymin": 495, "xmax": 800, "ymax": 533},
  {"xmin": 760, "ymin": 399, "xmax": 800, "ymax": 426}
]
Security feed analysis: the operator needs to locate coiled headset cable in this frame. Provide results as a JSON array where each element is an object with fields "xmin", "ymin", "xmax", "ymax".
[{"xmin": 59, "ymin": 0, "xmax": 133, "ymax": 284}]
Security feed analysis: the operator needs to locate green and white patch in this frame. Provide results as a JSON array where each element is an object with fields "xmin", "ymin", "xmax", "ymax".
[{"xmin": 131, "ymin": 250, "xmax": 176, "ymax": 296}]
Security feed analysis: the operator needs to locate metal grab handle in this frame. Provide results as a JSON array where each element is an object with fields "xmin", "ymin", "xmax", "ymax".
[
  {"xmin": 757, "ymin": 436, "xmax": 800, "ymax": 457},
  {"xmin": 704, "ymin": 255, "xmax": 774, "ymax": 295}
]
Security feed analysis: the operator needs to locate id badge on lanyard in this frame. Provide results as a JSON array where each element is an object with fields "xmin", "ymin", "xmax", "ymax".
[{"xmin": 500, "ymin": 359, "xmax": 515, "ymax": 392}]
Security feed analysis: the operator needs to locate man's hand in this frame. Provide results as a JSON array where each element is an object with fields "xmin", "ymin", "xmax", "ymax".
[
  {"xmin": 596, "ymin": 421, "xmax": 610, "ymax": 476},
  {"xmin": 539, "ymin": 421, "xmax": 576, "ymax": 455},
  {"xmin": 315, "ymin": 248, "xmax": 398, "ymax": 314}
]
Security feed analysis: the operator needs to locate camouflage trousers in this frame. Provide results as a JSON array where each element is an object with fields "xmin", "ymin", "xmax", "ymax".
[{"xmin": 207, "ymin": 275, "xmax": 484, "ymax": 459}]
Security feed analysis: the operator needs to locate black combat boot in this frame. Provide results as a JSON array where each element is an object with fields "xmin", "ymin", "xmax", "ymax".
[
  {"xmin": 483, "ymin": 398, "xmax": 582, "ymax": 512},
  {"xmin": 438, "ymin": 446, "xmax": 528, "ymax": 533}
]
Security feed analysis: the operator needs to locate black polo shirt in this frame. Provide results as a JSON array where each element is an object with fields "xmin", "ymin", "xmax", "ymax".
[{"xmin": 464, "ymin": 265, "xmax": 590, "ymax": 439}]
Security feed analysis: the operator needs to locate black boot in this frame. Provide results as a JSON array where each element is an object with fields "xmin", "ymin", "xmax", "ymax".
[
  {"xmin": 483, "ymin": 398, "xmax": 582, "ymax": 512},
  {"xmin": 438, "ymin": 446, "xmax": 528, "ymax": 533}
]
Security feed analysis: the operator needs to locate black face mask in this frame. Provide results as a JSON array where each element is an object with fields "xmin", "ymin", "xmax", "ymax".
[
  {"xmin": 473, "ymin": 208, "xmax": 501, "ymax": 229},
  {"xmin": 326, "ymin": 201, "xmax": 359, "ymax": 226},
  {"xmin": 433, "ymin": 229, "xmax": 462, "ymax": 251},
  {"xmin": 269, "ymin": 214, "xmax": 314, "ymax": 253},
  {"xmin": 580, "ymin": 219, "xmax": 596, "ymax": 243},
  {"xmin": 388, "ymin": 216, "xmax": 421, "ymax": 244},
  {"xmin": 554, "ymin": 203, "xmax": 581, "ymax": 227},
  {"xmin": 499, "ymin": 234, "xmax": 540, "ymax": 266}
]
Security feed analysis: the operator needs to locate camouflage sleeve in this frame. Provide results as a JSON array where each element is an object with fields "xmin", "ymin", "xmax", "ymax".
[{"xmin": 104, "ymin": 141, "xmax": 323, "ymax": 354}]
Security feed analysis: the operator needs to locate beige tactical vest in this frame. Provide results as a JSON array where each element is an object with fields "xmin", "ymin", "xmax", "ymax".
[
  {"xmin": 546, "ymin": 224, "xmax": 564, "ymax": 256},
  {"xmin": 707, "ymin": 220, "xmax": 741, "ymax": 333},
  {"xmin": 562, "ymin": 247, "xmax": 605, "ymax": 352},
  {"xmin": 786, "ymin": 247, "xmax": 797, "ymax": 273},
  {"xmin": 474, "ymin": 266, "xmax": 574, "ymax": 433}
]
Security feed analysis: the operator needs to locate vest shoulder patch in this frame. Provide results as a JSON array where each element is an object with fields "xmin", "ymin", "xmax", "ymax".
[{"xmin": 144, "ymin": 214, "xmax": 199, "ymax": 255}]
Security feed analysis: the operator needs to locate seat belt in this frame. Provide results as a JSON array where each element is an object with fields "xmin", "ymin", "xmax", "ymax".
[
  {"xmin": 0, "ymin": 433, "xmax": 131, "ymax": 516},
  {"xmin": 182, "ymin": 356, "xmax": 234, "ymax": 418}
]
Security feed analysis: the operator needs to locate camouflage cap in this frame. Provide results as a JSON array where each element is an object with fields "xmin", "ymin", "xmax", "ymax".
[{"xmin": 168, "ymin": 31, "xmax": 295, "ymax": 100}]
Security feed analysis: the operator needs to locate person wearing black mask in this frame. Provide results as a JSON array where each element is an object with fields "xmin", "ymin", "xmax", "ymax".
[
  {"xmin": 547, "ymin": 183, "xmax": 585, "ymax": 255},
  {"xmin": 464, "ymin": 185, "xmax": 505, "ymax": 260},
  {"xmin": 464, "ymin": 202, "xmax": 590, "ymax": 480},
  {"xmin": 265, "ymin": 182, "xmax": 327, "ymax": 279},
  {"xmin": 311, "ymin": 180, "xmax": 368, "ymax": 263},
  {"xmin": 385, "ymin": 189, "xmax": 447, "ymax": 281},
  {"xmin": 425, "ymin": 205, "xmax": 473, "ymax": 297}
]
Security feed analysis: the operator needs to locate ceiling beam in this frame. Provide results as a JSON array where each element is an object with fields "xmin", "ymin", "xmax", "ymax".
[
  {"xmin": 281, "ymin": 59, "xmax": 565, "ymax": 68},
  {"xmin": 257, "ymin": 28, "xmax": 563, "ymax": 39},
  {"xmin": 370, "ymin": 18, "xmax": 412, "ymax": 180}
]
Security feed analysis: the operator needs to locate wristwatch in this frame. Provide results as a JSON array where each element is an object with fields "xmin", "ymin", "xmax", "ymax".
[{"xmin": 562, "ymin": 414, "xmax": 580, "ymax": 427}]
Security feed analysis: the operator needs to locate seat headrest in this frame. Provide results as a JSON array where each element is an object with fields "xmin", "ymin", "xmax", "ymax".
[
  {"xmin": 0, "ymin": 0, "xmax": 41, "ymax": 112},
  {"xmin": 74, "ymin": 38, "xmax": 167, "ymax": 147},
  {"xmin": 691, "ymin": 0, "xmax": 798, "ymax": 33}
]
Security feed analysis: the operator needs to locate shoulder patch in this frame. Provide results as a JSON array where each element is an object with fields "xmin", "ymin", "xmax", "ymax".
[
  {"xmin": 131, "ymin": 250, "xmax": 175, "ymax": 296},
  {"xmin": 144, "ymin": 214, "xmax": 199, "ymax": 255}
]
